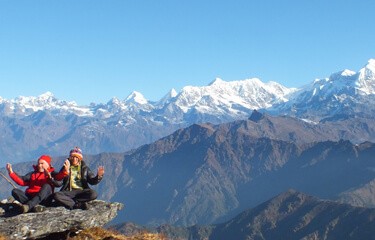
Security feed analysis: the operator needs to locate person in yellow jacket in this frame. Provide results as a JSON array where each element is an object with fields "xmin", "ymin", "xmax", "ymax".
[{"xmin": 54, "ymin": 147, "xmax": 104, "ymax": 210}]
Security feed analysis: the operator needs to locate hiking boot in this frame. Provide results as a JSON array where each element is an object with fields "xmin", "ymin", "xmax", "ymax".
[
  {"xmin": 81, "ymin": 202, "xmax": 89, "ymax": 210},
  {"xmin": 1, "ymin": 199, "xmax": 23, "ymax": 213},
  {"xmin": 12, "ymin": 200, "xmax": 23, "ymax": 208},
  {"xmin": 73, "ymin": 202, "xmax": 89, "ymax": 210},
  {"xmin": 0, "ymin": 196, "xmax": 15, "ymax": 204},
  {"xmin": 73, "ymin": 202, "xmax": 82, "ymax": 210},
  {"xmin": 7, "ymin": 196, "xmax": 15, "ymax": 203},
  {"xmin": 22, "ymin": 204, "xmax": 30, "ymax": 213},
  {"xmin": 33, "ymin": 205, "xmax": 46, "ymax": 212}
]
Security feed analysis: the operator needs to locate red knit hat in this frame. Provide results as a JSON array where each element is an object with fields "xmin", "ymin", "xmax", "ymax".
[{"xmin": 38, "ymin": 155, "xmax": 52, "ymax": 167}]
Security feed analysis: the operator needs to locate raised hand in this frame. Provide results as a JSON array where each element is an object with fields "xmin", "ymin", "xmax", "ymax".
[
  {"xmin": 6, "ymin": 163, "xmax": 13, "ymax": 174},
  {"xmin": 97, "ymin": 166, "xmax": 105, "ymax": 178},
  {"xmin": 43, "ymin": 164, "xmax": 52, "ymax": 178},
  {"xmin": 63, "ymin": 159, "xmax": 70, "ymax": 172}
]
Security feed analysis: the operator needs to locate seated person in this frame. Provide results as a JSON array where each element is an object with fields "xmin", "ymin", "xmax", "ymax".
[
  {"xmin": 6, "ymin": 155, "xmax": 69, "ymax": 213},
  {"xmin": 54, "ymin": 147, "xmax": 104, "ymax": 210}
]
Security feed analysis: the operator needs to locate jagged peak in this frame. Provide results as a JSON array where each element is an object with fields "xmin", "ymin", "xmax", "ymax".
[
  {"xmin": 208, "ymin": 77, "xmax": 270, "ymax": 88},
  {"xmin": 263, "ymin": 189, "xmax": 315, "ymax": 209},
  {"xmin": 248, "ymin": 110, "xmax": 265, "ymax": 122},
  {"xmin": 340, "ymin": 69, "xmax": 356, "ymax": 77},
  {"xmin": 125, "ymin": 91, "xmax": 148, "ymax": 105},
  {"xmin": 107, "ymin": 97, "xmax": 123, "ymax": 105},
  {"xmin": 366, "ymin": 58, "xmax": 375, "ymax": 68},
  {"xmin": 38, "ymin": 91, "xmax": 55, "ymax": 99},
  {"xmin": 16, "ymin": 91, "xmax": 56, "ymax": 103},
  {"xmin": 163, "ymin": 88, "xmax": 178, "ymax": 99},
  {"xmin": 329, "ymin": 70, "xmax": 356, "ymax": 81},
  {"xmin": 208, "ymin": 77, "xmax": 225, "ymax": 86},
  {"xmin": 279, "ymin": 188, "xmax": 300, "ymax": 196},
  {"xmin": 157, "ymin": 88, "xmax": 178, "ymax": 106},
  {"xmin": 359, "ymin": 58, "xmax": 375, "ymax": 75},
  {"xmin": 169, "ymin": 88, "xmax": 178, "ymax": 97},
  {"xmin": 355, "ymin": 59, "xmax": 375, "ymax": 95}
]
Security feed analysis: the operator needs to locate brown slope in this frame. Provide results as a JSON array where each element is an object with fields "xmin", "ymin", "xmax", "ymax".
[{"xmin": 208, "ymin": 189, "xmax": 375, "ymax": 240}]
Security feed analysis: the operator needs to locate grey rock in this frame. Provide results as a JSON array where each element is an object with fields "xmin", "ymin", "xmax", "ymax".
[{"xmin": 0, "ymin": 200, "xmax": 124, "ymax": 240}]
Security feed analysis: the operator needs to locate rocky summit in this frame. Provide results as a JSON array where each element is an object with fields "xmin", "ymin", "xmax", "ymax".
[{"xmin": 0, "ymin": 200, "xmax": 124, "ymax": 240}]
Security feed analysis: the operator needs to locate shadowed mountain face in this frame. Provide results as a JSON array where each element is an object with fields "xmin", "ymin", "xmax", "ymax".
[
  {"xmin": 114, "ymin": 190, "xmax": 375, "ymax": 240},
  {"xmin": 208, "ymin": 190, "xmax": 375, "ymax": 240},
  {"xmin": 1, "ymin": 106, "xmax": 375, "ymax": 167},
  {"xmin": 1, "ymin": 116, "xmax": 375, "ymax": 227},
  {"xmin": 108, "ymin": 118, "xmax": 375, "ymax": 226}
]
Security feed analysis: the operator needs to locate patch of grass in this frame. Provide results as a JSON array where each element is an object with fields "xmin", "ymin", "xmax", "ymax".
[{"xmin": 69, "ymin": 227, "xmax": 166, "ymax": 240}]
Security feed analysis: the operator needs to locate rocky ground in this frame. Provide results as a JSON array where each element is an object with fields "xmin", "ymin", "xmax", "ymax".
[{"xmin": 0, "ymin": 200, "xmax": 123, "ymax": 240}]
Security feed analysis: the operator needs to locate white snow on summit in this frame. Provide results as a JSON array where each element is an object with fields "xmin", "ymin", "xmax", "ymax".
[
  {"xmin": 208, "ymin": 77, "xmax": 226, "ymax": 86},
  {"xmin": 1, "ymin": 59, "xmax": 374, "ymax": 120},
  {"xmin": 1, "ymin": 92, "xmax": 92, "ymax": 116},
  {"xmin": 283, "ymin": 59, "xmax": 375, "ymax": 109},
  {"xmin": 125, "ymin": 91, "xmax": 148, "ymax": 105},
  {"xmin": 357, "ymin": 59, "xmax": 375, "ymax": 95},
  {"xmin": 156, "ymin": 88, "xmax": 178, "ymax": 106},
  {"xmin": 341, "ymin": 69, "xmax": 356, "ymax": 77},
  {"xmin": 174, "ymin": 77, "xmax": 294, "ymax": 113}
]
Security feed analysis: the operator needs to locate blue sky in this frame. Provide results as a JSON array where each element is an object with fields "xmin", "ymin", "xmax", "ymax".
[{"xmin": 0, "ymin": 1, "xmax": 374, "ymax": 105}]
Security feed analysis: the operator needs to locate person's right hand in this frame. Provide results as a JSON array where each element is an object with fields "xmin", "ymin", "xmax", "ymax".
[
  {"xmin": 63, "ymin": 159, "xmax": 70, "ymax": 173},
  {"xmin": 6, "ymin": 163, "xmax": 13, "ymax": 174}
]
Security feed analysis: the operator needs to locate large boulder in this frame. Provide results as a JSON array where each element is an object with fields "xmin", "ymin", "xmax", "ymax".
[{"xmin": 0, "ymin": 200, "xmax": 124, "ymax": 239}]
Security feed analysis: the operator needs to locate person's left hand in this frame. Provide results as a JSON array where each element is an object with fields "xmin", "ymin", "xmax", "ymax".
[{"xmin": 97, "ymin": 166, "xmax": 104, "ymax": 178}]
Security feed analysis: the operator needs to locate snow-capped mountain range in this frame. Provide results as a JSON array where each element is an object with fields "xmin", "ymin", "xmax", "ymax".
[
  {"xmin": 1, "ymin": 59, "xmax": 374, "ymax": 121},
  {"xmin": 271, "ymin": 59, "xmax": 375, "ymax": 120},
  {"xmin": 0, "ymin": 77, "xmax": 295, "ymax": 120},
  {"xmin": 0, "ymin": 59, "xmax": 374, "ymax": 164}
]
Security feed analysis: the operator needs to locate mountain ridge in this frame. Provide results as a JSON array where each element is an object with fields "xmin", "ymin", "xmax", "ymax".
[
  {"xmin": 105, "ymin": 119, "xmax": 375, "ymax": 226},
  {"xmin": 1, "ymin": 59, "xmax": 374, "ymax": 118},
  {"xmin": 1, "ymin": 120, "xmax": 374, "ymax": 227},
  {"xmin": 114, "ymin": 189, "xmax": 375, "ymax": 240},
  {"xmin": 1, "ymin": 59, "xmax": 375, "ymax": 164}
]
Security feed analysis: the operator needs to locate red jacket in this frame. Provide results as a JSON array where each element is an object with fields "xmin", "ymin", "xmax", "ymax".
[{"xmin": 9, "ymin": 166, "xmax": 68, "ymax": 197}]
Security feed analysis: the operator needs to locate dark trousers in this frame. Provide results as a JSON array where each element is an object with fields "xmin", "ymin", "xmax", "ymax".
[
  {"xmin": 54, "ymin": 189, "xmax": 97, "ymax": 209},
  {"xmin": 12, "ymin": 184, "xmax": 53, "ymax": 209}
]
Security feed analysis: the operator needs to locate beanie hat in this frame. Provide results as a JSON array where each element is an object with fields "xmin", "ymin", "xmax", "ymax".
[
  {"xmin": 38, "ymin": 155, "xmax": 52, "ymax": 167},
  {"xmin": 70, "ymin": 147, "xmax": 83, "ymax": 160}
]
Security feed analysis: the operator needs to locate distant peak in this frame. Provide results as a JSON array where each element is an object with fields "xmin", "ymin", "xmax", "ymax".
[
  {"xmin": 168, "ymin": 88, "xmax": 178, "ymax": 98},
  {"xmin": 367, "ymin": 58, "xmax": 375, "ymax": 66},
  {"xmin": 356, "ymin": 58, "xmax": 375, "ymax": 95},
  {"xmin": 208, "ymin": 78, "xmax": 225, "ymax": 86},
  {"xmin": 340, "ymin": 69, "xmax": 356, "ymax": 77},
  {"xmin": 270, "ymin": 189, "xmax": 310, "ymax": 201},
  {"xmin": 15, "ymin": 92, "xmax": 56, "ymax": 104},
  {"xmin": 157, "ymin": 88, "xmax": 178, "ymax": 105},
  {"xmin": 39, "ymin": 91, "xmax": 54, "ymax": 98},
  {"xmin": 364, "ymin": 58, "xmax": 375, "ymax": 72},
  {"xmin": 108, "ymin": 97, "xmax": 121, "ymax": 105},
  {"xmin": 125, "ymin": 91, "xmax": 148, "ymax": 104},
  {"xmin": 328, "ymin": 69, "xmax": 356, "ymax": 82},
  {"xmin": 249, "ymin": 110, "xmax": 265, "ymax": 122}
]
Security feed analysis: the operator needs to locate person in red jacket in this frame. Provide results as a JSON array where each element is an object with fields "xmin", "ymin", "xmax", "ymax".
[{"xmin": 6, "ymin": 155, "xmax": 69, "ymax": 213}]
